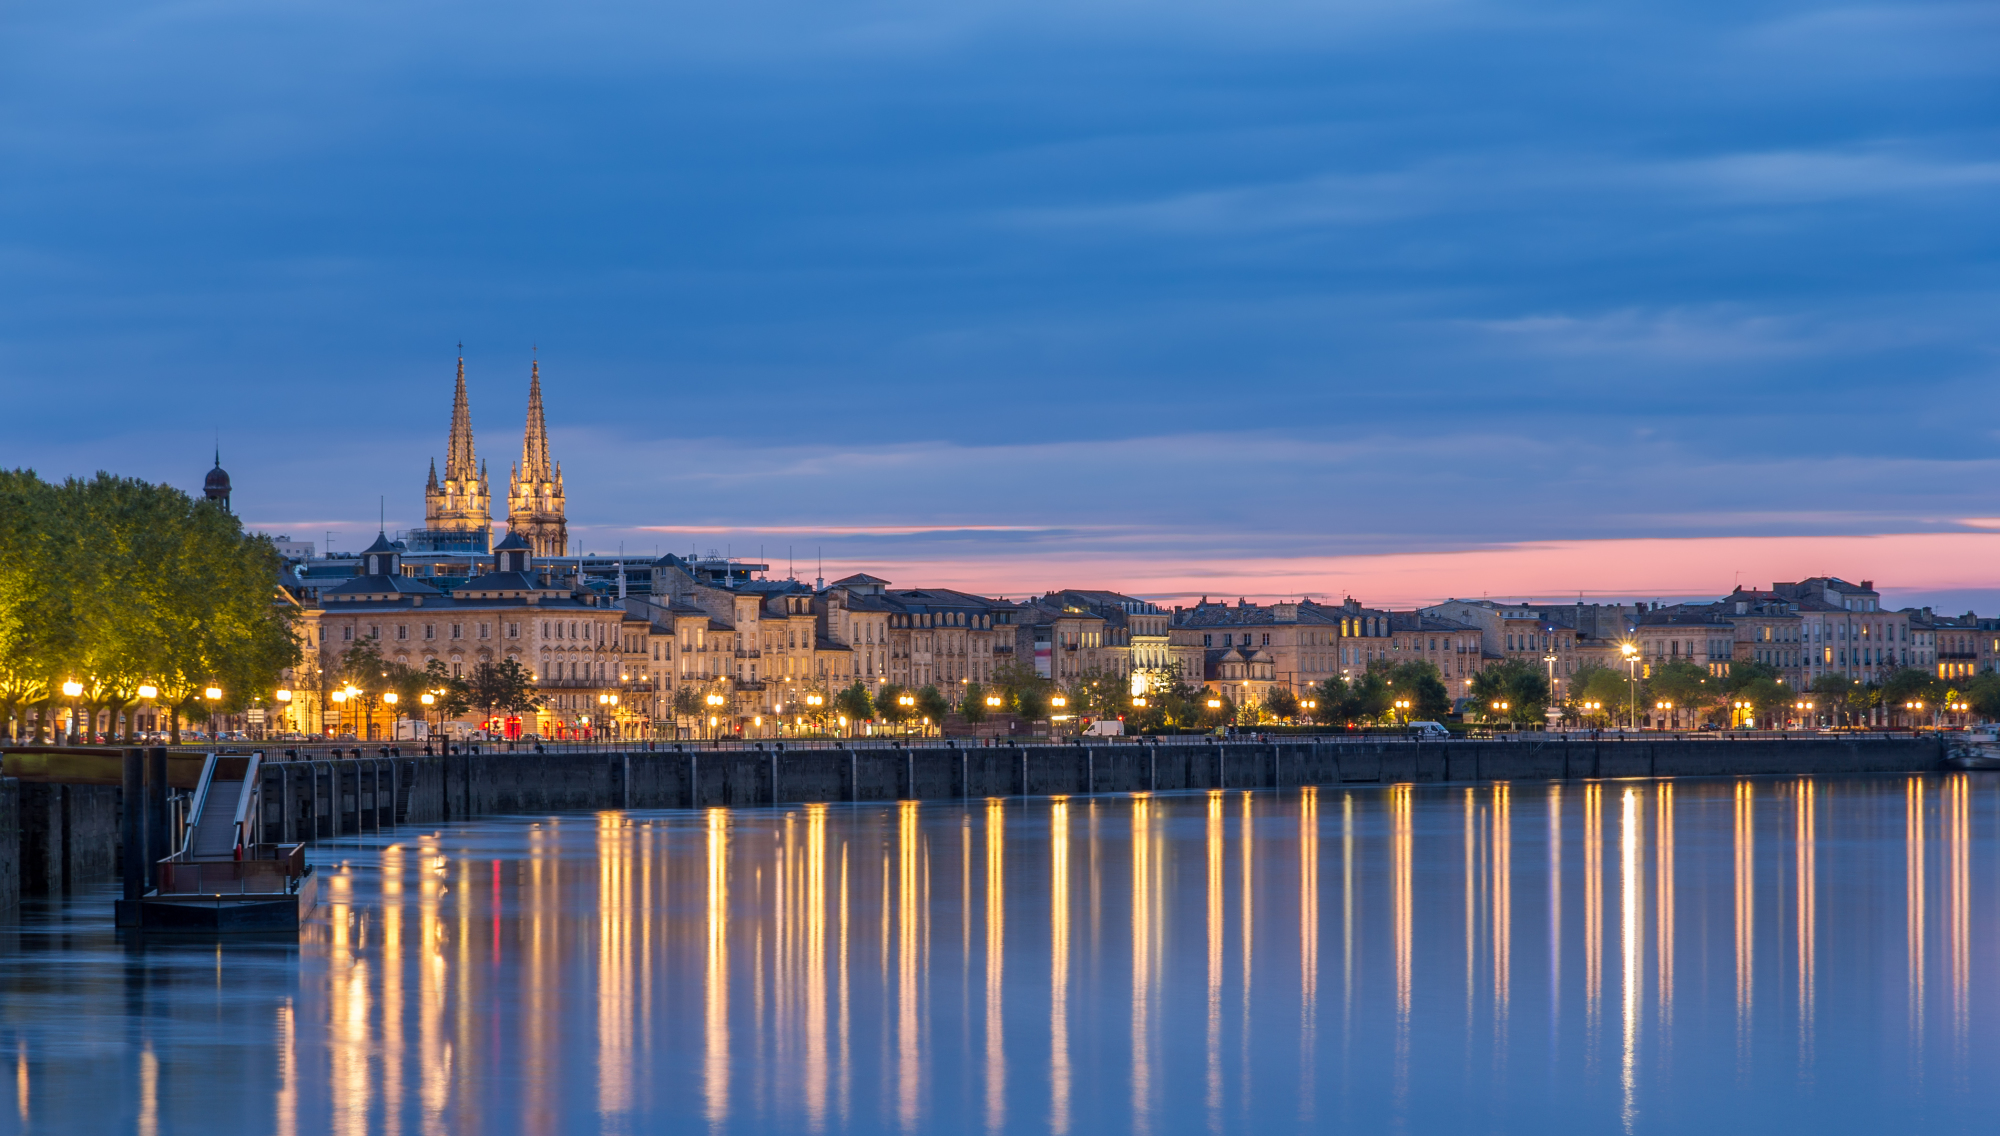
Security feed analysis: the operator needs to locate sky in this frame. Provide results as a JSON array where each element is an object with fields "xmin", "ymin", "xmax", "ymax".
[{"xmin": 3, "ymin": 0, "xmax": 1996, "ymax": 611}]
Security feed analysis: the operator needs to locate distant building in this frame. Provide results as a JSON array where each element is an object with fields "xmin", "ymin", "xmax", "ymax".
[
  {"xmin": 507, "ymin": 360, "xmax": 569, "ymax": 558},
  {"xmin": 409, "ymin": 354, "xmax": 492, "ymax": 554}
]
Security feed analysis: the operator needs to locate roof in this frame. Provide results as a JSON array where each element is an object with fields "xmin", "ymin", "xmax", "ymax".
[
  {"xmin": 493, "ymin": 531, "xmax": 531, "ymax": 552},
  {"xmin": 831, "ymin": 573, "xmax": 890, "ymax": 585},
  {"xmin": 323, "ymin": 575, "xmax": 441, "ymax": 599},
  {"xmin": 360, "ymin": 532, "xmax": 399, "ymax": 555},
  {"xmin": 454, "ymin": 571, "xmax": 543, "ymax": 593}
]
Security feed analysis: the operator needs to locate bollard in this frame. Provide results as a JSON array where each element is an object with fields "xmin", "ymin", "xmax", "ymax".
[
  {"xmin": 120, "ymin": 747, "xmax": 145, "ymax": 915},
  {"xmin": 145, "ymin": 747, "xmax": 168, "ymax": 886}
]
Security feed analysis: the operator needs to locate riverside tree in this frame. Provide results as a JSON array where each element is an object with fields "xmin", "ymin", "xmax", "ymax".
[{"xmin": 0, "ymin": 470, "xmax": 298, "ymax": 743}]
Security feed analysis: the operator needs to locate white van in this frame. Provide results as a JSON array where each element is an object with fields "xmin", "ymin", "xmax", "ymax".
[{"xmin": 1407, "ymin": 721, "xmax": 1451, "ymax": 739}]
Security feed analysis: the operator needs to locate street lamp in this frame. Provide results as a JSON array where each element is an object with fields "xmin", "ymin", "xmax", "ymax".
[
  {"xmin": 1619, "ymin": 642, "xmax": 1640, "ymax": 730},
  {"xmin": 61, "ymin": 680, "xmax": 83, "ymax": 743},
  {"xmin": 137, "ymin": 683, "xmax": 159, "ymax": 740},
  {"xmin": 1654, "ymin": 700, "xmax": 1673, "ymax": 731},
  {"xmin": 1393, "ymin": 698, "xmax": 1412, "ymax": 725},
  {"xmin": 705, "ymin": 692, "xmax": 725, "ymax": 739},
  {"xmin": 1491, "ymin": 700, "xmax": 1509, "ymax": 729},
  {"xmin": 202, "ymin": 684, "xmax": 222, "ymax": 743}
]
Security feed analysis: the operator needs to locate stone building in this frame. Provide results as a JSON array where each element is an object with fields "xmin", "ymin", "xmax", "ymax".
[{"xmin": 506, "ymin": 360, "xmax": 569, "ymax": 558}]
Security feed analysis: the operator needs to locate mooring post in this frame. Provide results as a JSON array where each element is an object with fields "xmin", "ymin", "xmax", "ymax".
[
  {"xmin": 145, "ymin": 746, "xmax": 168, "ymax": 887},
  {"xmin": 121, "ymin": 746, "xmax": 145, "ymax": 912}
]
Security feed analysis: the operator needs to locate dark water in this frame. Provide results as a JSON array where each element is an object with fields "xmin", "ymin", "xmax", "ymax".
[{"xmin": 2, "ymin": 776, "xmax": 1995, "ymax": 1134}]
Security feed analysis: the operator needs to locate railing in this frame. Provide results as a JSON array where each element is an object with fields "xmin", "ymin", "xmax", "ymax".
[{"xmin": 155, "ymin": 844, "xmax": 307, "ymax": 895}]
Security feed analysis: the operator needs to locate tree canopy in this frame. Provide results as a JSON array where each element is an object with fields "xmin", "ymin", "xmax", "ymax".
[{"xmin": 0, "ymin": 470, "xmax": 298, "ymax": 742}]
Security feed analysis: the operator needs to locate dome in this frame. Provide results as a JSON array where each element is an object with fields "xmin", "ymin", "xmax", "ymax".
[{"xmin": 203, "ymin": 448, "xmax": 231, "ymax": 502}]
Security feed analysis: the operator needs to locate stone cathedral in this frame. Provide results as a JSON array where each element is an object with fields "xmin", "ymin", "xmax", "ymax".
[{"xmin": 407, "ymin": 353, "xmax": 568, "ymax": 556}]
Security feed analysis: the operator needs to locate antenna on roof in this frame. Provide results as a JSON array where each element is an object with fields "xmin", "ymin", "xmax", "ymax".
[{"xmin": 379, "ymin": 496, "xmax": 385, "ymax": 535}]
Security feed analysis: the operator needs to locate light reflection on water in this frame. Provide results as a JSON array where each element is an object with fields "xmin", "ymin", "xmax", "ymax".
[{"xmin": 1, "ymin": 775, "xmax": 1997, "ymax": 1134}]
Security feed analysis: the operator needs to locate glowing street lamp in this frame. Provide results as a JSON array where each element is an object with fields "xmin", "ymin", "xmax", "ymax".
[
  {"xmin": 1654, "ymin": 700, "xmax": 1673, "ymax": 730},
  {"xmin": 61, "ymin": 679, "xmax": 83, "ymax": 742}
]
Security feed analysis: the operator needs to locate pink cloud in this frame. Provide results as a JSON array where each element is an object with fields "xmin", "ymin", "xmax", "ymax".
[{"xmin": 813, "ymin": 532, "xmax": 2000, "ymax": 607}]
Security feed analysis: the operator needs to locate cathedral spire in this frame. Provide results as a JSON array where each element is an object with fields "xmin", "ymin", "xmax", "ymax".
[
  {"xmin": 507, "ymin": 355, "xmax": 568, "ymax": 559},
  {"xmin": 446, "ymin": 352, "xmax": 477, "ymax": 480},
  {"xmin": 519, "ymin": 359, "xmax": 551, "ymax": 481}
]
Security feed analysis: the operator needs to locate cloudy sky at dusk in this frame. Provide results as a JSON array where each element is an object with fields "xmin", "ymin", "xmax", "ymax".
[{"xmin": 5, "ymin": 0, "xmax": 1996, "ymax": 609}]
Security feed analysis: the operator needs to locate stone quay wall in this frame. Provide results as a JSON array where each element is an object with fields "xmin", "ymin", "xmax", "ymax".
[{"xmin": 0, "ymin": 735, "xmax": 1955, "ymax": 912}]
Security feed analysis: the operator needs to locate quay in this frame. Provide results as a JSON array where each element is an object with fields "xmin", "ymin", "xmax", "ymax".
[{"xmin": 0, "ymin": 733, "xmax": 1953, "ymax": 916}]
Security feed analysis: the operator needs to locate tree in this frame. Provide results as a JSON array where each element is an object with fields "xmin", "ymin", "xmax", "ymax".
[
  {"xmin": 960, "ymin": 681, "xmax": 989, "ymax": 724},
  {"xmin": 1880, "ymin": 667, "xmax": 1943, "ymax": 726},
  {"xmin": 1646, "ymin": 660, "xmax": 1711, "ymax": 730},
  {"xmin": 1965, "ymin": 672, "xmax": 2000, "ymax": 723},
  {"xmin": 1468, "ymin": 659, "xmax": 1552, "ymax": 727},
  {"xmin": 832, "ymin": 682, "xmax": 873, "ymax": 734},
  {"xmin": 423, "ymin": 658, "xmax": 473, "ymax": 720},
  {"xmin": 672, "ymin": 684, "xmax": 705, "ymax": 735},
  {"xmin": 915, "ymin": 684, "xmax": 950, "ymax": 733},
  {"xmin": 1734, "ymin": 676, "xmax": 1789, "ymax": 728},
  {"xmin": 875, "ymin": 683, "xmax": 911, "ymax": 727},
  {"xmin": 1384, "ymin": 660, "xmax": 1451, "ymax": 721},
  {"xmin": 338, "ymin": 639, "xmax": 391, "ymax": 739},
  {"xmin": 1572, "ymin": 663, "xmax": 1641, "ymax": 728},
  {"xmin": 1263, "ymin": 686, "xmax": 1300, "ymax": 721},
  {"xmin": 990, "ymin": 660, "xmax": 1054, "ymax": 722}
]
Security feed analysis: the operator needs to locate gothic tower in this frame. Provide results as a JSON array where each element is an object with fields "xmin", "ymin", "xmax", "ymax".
[
  {"xmin": 421, "ymin": 352, "xmax": 492, "ymax": 550},
  {"xmin": 507, "ymin": 359, "xmax": 568, "ymax": 558}
]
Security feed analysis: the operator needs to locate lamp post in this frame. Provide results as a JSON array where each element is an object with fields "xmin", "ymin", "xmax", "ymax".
[
  {"xmin": 1393, "ymin": 698, "xmax": 1412, "ymax": 727},
  {"xmin": 1654, "ymin": 700, "xmax": 1673, "ymax": 731},
  {"xmin": 900, "ymin": 692, "xmax": 919, "ymax": 737},
  {"xmin": 203, "ymin": 685, "xmax": 222, "ymax": 743},
  {"xmin": 1491, "ymin": 700, "xmax": 1509, "ymax": 731},
  {"xmin": 420, "ymin": 692, "xmax": 436, "ymax": 743},
  {"xmin": 1619, "ymin": 642, "xmax": 1640, "ymax": 731},
  {"xmin": 60, "ymin": 680, "xmax": 83, "ymax": 743},
  {"xmin": 1581, "ymin": 700, "xmax": 1601, "ymax": 728},
  {"xmin": 705, "ymin": 693, "xmax": 725, "ymax": 740},
  {"xmin": 138, "ymin": 683, "xmax": 159, "ymax": 741},
  {"xmin": 1793, "ymin": 699, "xmax": 1814, "ymax": 730}
]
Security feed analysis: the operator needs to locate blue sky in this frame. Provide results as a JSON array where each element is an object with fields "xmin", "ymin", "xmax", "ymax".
[{"xmin": 4, "ymin": 0, "xmax": 1997, "ymax": 606}]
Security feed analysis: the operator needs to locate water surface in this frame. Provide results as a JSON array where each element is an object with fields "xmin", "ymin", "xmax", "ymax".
[{"xmin": 2, "ymin": 775, "xmax": 1995, "ymax": 1134}]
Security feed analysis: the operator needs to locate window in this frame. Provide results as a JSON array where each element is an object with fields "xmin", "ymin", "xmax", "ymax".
[
  {"xmin": 397, "ymin": 624, "xmax": 408, "ymax": 640},
  {"xmin": 343, "ymin": 625, "xmax": 353, "ymax": 641},
  {"xmin": 479, "ymin": 622, "xmax": 490, "ymax": 639},
  {"xmin": 508, "ymin": 623, "xmax": 519, "ymax": 639},
  {"xmin": 369, "ymin": 625, "xmax": 379, "ymax": 639},
  {"xmin": 1262, "ymin": 633, "xmax": 1271, "ymax": 645},
  {"xmin": 451, "ymin": 624, "xmax": 462, "ymax": 640},
  {"xmin": 1204, "ymin": 634, "xmax": 1212, "ymax": 647}
]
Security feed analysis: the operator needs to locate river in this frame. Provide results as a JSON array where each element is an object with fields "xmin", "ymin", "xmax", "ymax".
[{"xmin": 1, "ymin": 775, "xmax": 1994, "ymax": 1133}]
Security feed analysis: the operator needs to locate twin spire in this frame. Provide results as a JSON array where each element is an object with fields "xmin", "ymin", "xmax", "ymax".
[{"xmin": 421, "ymin": 350, "xmax": 567, "ymax": 557}]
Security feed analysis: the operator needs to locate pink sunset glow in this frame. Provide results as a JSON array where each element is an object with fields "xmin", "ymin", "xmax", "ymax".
[{"xmin": 812, "ymin": 532, "xmax": 2000, "ymax": 608}]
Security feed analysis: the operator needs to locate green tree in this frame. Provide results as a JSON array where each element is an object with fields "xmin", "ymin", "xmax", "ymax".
[
  {"xmin": 876, "ymin": 683, "xmax": 911, "ymax": 727},
  {"xmin": 960, "ymin": 681, "xmax": 989, "ymax": 724},
  {"xmin": 915, "ymin": 684, "xmax": 950, "ymax": 733},
  {"xmin": 1880, "ymin": 667, "xmax": 1943, "ymax": 726},
  {"xmin": 338, "ymin": 639, "xmax": 391, "ymax": 739},
  {"xmin": 832, "ymin": 682, "xmax": 873, "ymax": 734},
  {"xmin": 672, "ymin": 684, "xmax": 705, "ymax": 735},
  {"xmin": 1468, "ymin": 659, "xmax": 1552, "ymax": 727},
  {"xmin": 1964, "ymin": 672, "xmax": 2000, "ymax": 723},
  {"xmin": 423, "ymin": 658, "xmax": 473, "ymax": 719},
  {"xmin": 1646, "ymin": 660, "xmax": 1711, "ymax": 730},
  {"xmin": 1573, "ymin": 664, "xmax": 1642, "ymax": 728},
  {"xmin": 1384, "ymin": 660, "xmax": 1451, "ymax": 721},
  {"xmin": 1263, "ymin": 686, "xmax": 1300, "ymax": 721},
  {"xmin": 1734, "ymin": 676, "xmax": 1790, "ymax": 729}
]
